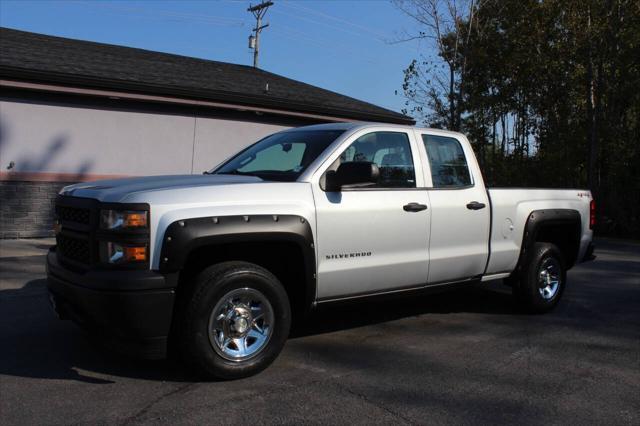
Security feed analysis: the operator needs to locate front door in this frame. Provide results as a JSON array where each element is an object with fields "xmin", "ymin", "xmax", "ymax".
[{"xmin": 312, "ymin": 129, "xmax": 431, "ymax": 300}]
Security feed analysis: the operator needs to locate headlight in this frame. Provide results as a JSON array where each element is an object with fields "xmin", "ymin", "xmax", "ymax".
[
  {"xmin": 102, "ymin": 242, "xmax": 148, "ymax": 264},
  {"xmin": 100, "ymin": 210, "xmax": 148, "ymax": 230}
]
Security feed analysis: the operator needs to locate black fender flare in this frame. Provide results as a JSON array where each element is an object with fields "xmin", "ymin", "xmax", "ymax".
[
  {"xmin": 514, "ymin": 209, "xmax": 582, "ymax": 272},
  {"xmin": 158, "ymin": 214, "xmax": 316, "ymax": 309}
]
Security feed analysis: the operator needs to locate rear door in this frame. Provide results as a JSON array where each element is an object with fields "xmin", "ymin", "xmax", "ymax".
[
  {"xmin": 416, "ymin": 131, "xmax": 490, "ymax": 283},
  {"xmin": 312, "ymin": 128, "xmax": 431, "ymax": 300}
]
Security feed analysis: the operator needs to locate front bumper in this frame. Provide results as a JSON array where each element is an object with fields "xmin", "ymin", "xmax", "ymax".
[{"xmin": 46, "ymin": 248, "xmax": 177, "ymax": 359}]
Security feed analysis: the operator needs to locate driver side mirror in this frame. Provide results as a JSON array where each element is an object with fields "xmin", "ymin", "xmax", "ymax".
[{"xmin": 324, "ymin": 161, "xmax": 379, "ymax": 192}]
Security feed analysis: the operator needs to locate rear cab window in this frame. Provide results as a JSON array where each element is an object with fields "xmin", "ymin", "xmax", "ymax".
[{"xmin": 421, "ymin": 134, "xmax": 472, "ymax": 188}]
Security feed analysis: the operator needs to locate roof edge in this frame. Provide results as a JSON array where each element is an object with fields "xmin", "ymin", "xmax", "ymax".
[
  {"xmin": 2, "ymin": 78, "xmax": 381, "ymax": 125},
  {"xmin": 0, "ymin": 65, "xmax": 415, "ymax": 125}
]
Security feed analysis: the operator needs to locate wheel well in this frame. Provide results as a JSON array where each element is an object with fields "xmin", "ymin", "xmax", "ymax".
[
  {"xmin": 532, "ymin": 222, "xmax": 581, "ymax": 268},
  {"xmin": 509, "ymin": 210, "xmax": 582, "ymax": 283},
  {"xmin": 177, "ymin": 241, "xmax": 310, "ymax": 320}
]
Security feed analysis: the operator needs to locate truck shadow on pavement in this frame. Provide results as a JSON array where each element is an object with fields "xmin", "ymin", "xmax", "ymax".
[
  {"xmin": 292, "ymin": 283, "xmax": 517, "ymax": 338},
  {"xmin": 0, "ymin": 279, "xmax": 517, "ymax": 383},
  {"xmin": 1, "ymin": 278, "xmax": 186, "ymax": 384},
  {"xmin": 2, "ymin": 236, "xmax": 637, "ymax": 385}
]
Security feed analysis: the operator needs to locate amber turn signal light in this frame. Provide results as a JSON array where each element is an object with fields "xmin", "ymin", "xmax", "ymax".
[
  {"xmin": 123, "ymin": 246, "xmax": 147, "ymax": 262},
  {"xmin": 100, "ymin": 210, "xmax": 148, "ymax": 230},
  {"xmin": 104, "ymin": 242, "xmax": 148, "ymax": 264},
  {"xmin": 124, "ymin": 213, "xmax": 147, "ymax": 228}
]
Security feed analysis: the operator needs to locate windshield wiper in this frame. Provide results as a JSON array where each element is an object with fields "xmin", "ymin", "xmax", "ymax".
[{"xmin": 216, "ymin": 170, "xmax": 261, "ymax": 177}]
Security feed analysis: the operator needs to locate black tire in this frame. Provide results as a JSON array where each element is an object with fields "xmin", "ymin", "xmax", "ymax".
[
  {"xmin": 178, "ymin": 261, "xmax": 291, "ymax": 380},
  {"xmin": 513, "ymin": 242, "xmax": 566, "ymax": 314}
]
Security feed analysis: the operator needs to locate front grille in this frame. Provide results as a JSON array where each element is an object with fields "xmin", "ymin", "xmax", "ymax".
[
  {"xmin": 57, "ymin": 234, "xmax": 91, "ymax": 265},
  {"xmin": 54, "ymin": 195, "xmax": 150, "ymax": 270},
  {"xmin": 56, "ymin": 205, "xmax": 91, "ymax": 225}
]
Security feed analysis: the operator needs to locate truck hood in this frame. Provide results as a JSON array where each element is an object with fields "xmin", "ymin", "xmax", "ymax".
[{"xmin": 60, "ymin": 174, "xmax": 263, "ymax": 202}]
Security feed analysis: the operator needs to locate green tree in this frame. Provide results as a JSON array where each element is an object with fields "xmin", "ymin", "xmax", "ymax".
[{"xmin": 396, "ymin": 0, "xmax": 640, "ymax": 237}]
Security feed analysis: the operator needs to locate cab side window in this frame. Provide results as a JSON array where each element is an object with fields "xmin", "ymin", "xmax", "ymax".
[
  {"xmin": 338, "ymin": 131, "xmax": 416, "ymax": 188},
  {"xmin": 422, "ymin": 134, "xmax": 472, "ymax": 188}
]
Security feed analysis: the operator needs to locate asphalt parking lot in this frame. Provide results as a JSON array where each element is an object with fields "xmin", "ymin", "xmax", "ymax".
[{"xmin": 1, "ymin": 238, "xmax": 638, "ymax": 425}]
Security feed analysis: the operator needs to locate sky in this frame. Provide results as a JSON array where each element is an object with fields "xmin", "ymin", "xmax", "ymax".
[{"xmin": 0, "ymin": 0, "xmax": 432, "ymax": 115}]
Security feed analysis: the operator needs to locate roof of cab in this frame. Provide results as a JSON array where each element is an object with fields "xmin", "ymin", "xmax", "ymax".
[{"xmin": 281, "ymin": 122, "xmax": 465, "ymax": 138}]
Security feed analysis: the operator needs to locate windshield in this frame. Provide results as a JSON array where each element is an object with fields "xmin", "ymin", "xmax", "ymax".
[{"xmin": 213, "ymin": 130, "xmax": 345, "ymax": 182}]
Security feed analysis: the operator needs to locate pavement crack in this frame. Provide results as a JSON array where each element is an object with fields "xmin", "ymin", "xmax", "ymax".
[
  {"xmin": 120, "ymin": 382, "xmax": 196, "ymax": 425},
  {"xmin": 336, "ymin": 382, "xmax": 416, "ymax": 425}
]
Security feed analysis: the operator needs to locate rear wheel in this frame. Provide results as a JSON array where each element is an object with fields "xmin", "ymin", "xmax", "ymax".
[
  {"xmin": 179, "ymin": 261, "xmax": 291, "ymax": 380},
  {"xmin": 513, "ymin": 242, "xmax": 566, "ymax": 313}
]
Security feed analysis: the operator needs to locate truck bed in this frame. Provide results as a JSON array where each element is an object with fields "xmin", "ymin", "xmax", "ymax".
[{"xmin": 485, "ymin": 188, "xmax": 593, "ymax": 275}]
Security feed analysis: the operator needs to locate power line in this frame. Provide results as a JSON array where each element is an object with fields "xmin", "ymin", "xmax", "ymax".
[
  {"xmin": 270, "ymin": 24, "xmax": 379, "ymax": 65},
  {"xmin": 278, "ymin": 1, "xmax": 417, "ymax": 54},
  {"xmin": 247, "ymin": 1, "xmax": 273, "ymax": 68},
  {"xmin": 281, "ymin": 0, "xmax": 389, "ymax": 40},
  {"xmin": 271, "ymin": 8, "xmax": 377, "ymax": 42}
]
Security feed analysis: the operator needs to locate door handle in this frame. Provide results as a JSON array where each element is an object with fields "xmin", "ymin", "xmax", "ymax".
[
  {"xmin": 466, "ymin": 201, "xmax": 486, "ymax": 210},
  {"xmin": 403, "ymin": 202, "xmax": 428, "ymax": 212}
]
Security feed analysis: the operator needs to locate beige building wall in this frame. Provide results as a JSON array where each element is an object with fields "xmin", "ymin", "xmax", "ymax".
[
  {"xmin": 0, "ymin": 97, "xmax": 303, "ymax": 238},
  {"xmin": 0, "ymin": 99, "xmax": 291, "ymax": 179}
]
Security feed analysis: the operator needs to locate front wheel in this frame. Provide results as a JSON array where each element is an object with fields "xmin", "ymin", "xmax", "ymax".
[
  {"xmin": 513, "ymin": 242, "xmax": 566, "ymax": 313},
  {"xmin": 179, "ymin": 261, "xmax": 291, "ymax": 380}
]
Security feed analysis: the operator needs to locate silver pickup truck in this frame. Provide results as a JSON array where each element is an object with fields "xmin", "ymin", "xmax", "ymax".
[{"xmin": 47, "ymin": 122, "xmax": 595, "ymax": 379}]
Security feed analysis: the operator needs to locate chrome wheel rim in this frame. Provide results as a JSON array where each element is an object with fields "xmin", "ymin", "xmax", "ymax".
[
  {"xmin": 538, "ymin": 257, "xmax": 561, "ymax": 300},
  {"xmin": 208, "ymin": 288, "xmax": 274, "ymax": 362}
]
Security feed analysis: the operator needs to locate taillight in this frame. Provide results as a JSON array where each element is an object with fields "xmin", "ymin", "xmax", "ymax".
[{"xmin": 589, "ymin": 199, "xmax": 596, "ymax": 229}]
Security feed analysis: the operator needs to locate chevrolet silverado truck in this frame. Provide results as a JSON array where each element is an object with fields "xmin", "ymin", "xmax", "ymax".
[{"xmin": 47, "ymin": 122, "xmax": 595, "ymax": 379}]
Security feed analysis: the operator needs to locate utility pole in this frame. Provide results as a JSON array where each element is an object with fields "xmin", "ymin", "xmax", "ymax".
[{"xmin": 247, "ymin": 1, "xmax": 273, "ymax": 68}]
